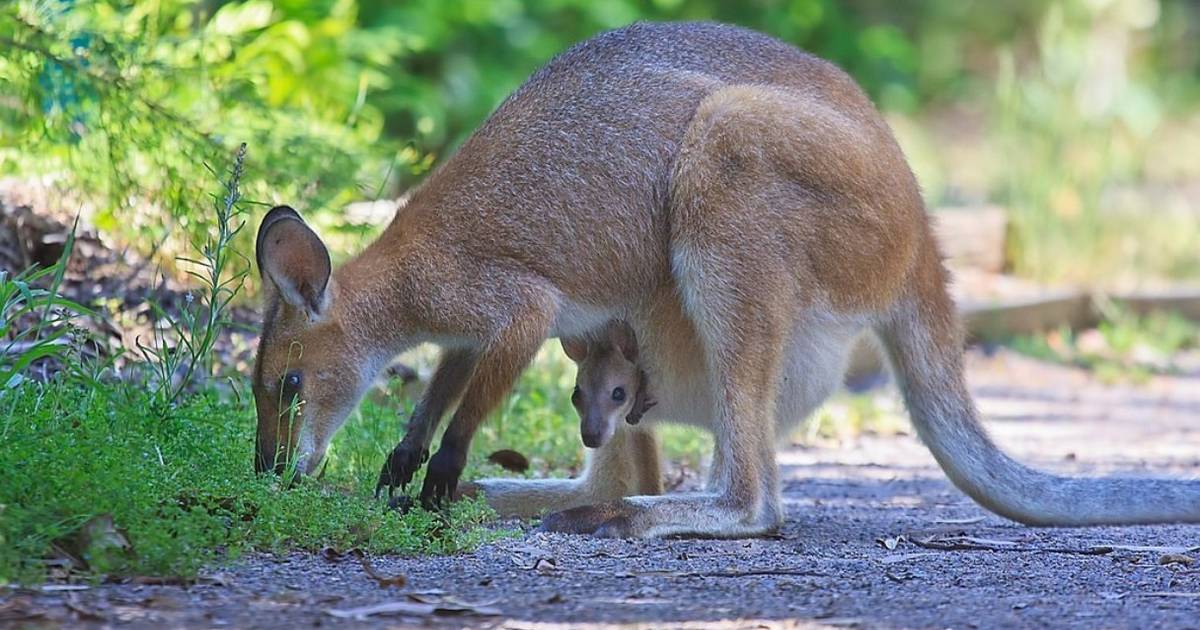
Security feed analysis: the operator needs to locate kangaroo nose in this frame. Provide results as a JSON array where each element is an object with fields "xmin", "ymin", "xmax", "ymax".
[
  {"xmin": 581, "ymin": 413, "xmax": 610, "ymax": 449},
  {"xmin": 255, "ymin": 439, "xmax": 285, "ymax": 475},
  {"xmin": 581, "ymin": 428, "xmax": 604, "ymax": 449}
]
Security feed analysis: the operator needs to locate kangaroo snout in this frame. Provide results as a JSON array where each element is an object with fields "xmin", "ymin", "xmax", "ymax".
[
  {"xmin": 255, "ymin": 437, "xmax": 291, "ymax": 476},
  {"xmin": 581, "ymin": 413, "xmax": 615, "ymax": 449}
]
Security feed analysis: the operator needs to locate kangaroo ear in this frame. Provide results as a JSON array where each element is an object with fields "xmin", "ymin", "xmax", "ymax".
[
  {"xmin": 607, "ymin": 321, "xmax": 638, "ymax": 363},
  {"xmin": 561, "ymin": 336, "xmax": 589, "ymax": 362},
  {"xmin": 256, "ymin": 205, "xmax": 332, "ymax": 319}
]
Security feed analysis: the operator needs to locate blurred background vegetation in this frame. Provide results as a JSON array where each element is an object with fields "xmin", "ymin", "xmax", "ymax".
[{"xmin": 2, "ymin": 0, "xmax": 1197, "ymax": 286}]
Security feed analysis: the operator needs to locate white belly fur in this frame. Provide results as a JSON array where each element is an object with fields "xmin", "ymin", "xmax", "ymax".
[{"xmin": 634, "ymin": 310, "xmax": 867, "ymax": 436}]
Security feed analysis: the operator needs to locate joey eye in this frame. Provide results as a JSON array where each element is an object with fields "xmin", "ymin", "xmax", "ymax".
[
  {"xmin": 571, "ymin": 385, "xmax": 581, "ymax": 406},
  {"xmin": 612, "ymin": 387, "xmax": 626, "ymax": 402}
]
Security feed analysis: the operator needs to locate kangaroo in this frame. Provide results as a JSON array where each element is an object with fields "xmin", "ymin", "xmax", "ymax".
[
  {"xmin": 252, "ymin": 21, "xmax": 1200, "ymax": 537},
  {"xmin": 561, "ymin": 320, "xmax": 658, "ymax": 448}
]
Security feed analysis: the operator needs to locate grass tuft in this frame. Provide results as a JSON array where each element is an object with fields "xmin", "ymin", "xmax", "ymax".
[{"xmin": 0, "ymin": 380, "xmax": 505, "ymax": 585}]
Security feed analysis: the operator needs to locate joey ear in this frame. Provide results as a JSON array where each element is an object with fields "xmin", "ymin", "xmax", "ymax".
[
  {"xmin": 256, "ymin": 205, "xmax": 332, "ymax": 318},
  {"xmin": 607, "ymin": 321, "xmax": 638, "ymax": 363},
  {"xmin": 561, "ymin": 337, "xmax": 589, "ymax": 362}
]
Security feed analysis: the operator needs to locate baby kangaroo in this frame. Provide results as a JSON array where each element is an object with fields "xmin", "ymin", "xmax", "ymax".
[
  {"xmin": 251, "ymin": 22, "xmax": 1200, "ymax": 538},
  {"xmin": 561, "ymin": 321, "xmax": 657, "ymax": 448}
]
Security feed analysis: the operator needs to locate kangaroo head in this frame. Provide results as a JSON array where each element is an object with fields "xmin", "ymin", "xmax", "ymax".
[
  {"xmin": 252, "ymin": 206, "xmax": 375, "ymax": 477},
  {"xmin": 562, "ymin": 321, "xmax": 648, "ymax": 448}
]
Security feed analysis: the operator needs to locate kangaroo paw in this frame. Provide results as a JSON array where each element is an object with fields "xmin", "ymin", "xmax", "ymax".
[
  {"xmin": 539, "ymin": 500, "xmax": 639, "ymax": 536},
  {"xmin": 420, "ymin": 445, "xmax": 467, "ymax": 508},
  {"xmin": 375, "ymin": 442, "xmax": 429, "ymax": 498}
]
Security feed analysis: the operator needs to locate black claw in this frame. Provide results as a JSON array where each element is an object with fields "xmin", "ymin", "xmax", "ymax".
[
  {"xmin": 419, "ymin": 446, "xmax": 467, "ymax": 511},
  {"xmin": 387, "ymin": 495, "xmax": 415, "ymax": 514},
  {"xmin": 376, "ymin": 442, "xmax": 430, "ymax": 501}
]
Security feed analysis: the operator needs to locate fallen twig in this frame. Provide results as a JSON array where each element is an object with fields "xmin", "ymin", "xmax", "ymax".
[
  {"xmin": 910, "ymin": 535, "xmax": 1113, "ymax": 556},
  {"xmin": 353, "ymin": 550, "xmax": 407, "ymax": 588},
  {"xmin": 578, "ymin": 567, "xmax": 829, "ymax": 579}
]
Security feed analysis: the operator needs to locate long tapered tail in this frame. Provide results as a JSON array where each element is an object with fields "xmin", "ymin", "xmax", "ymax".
[{"xmin": 877, "ymin": 249, "xmax": 1200, "ymax": 526}]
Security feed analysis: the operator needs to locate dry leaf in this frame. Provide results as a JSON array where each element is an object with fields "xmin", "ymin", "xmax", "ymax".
[
  {"xmin": 932, "ymin": 516, "xmax": 986, "ymax": 525},
  {"xmin": 327, "ymin": 601, "xmax": 436, "ymax": 619},
  {"xmin": 354, "ymin": 550, "xmax": 407, "ymax": 588},
  {"xmin": 326, "ymin": 598, "xmax": 501, "ymax": 620},
  {"xmin": 0, "ymin": 596, "xmax": 43, "ymax": 621},
  {"xmin": 82, "ymin": 514, "xmax": 131, "ymax": 552},
  {"xmin": 1108, "ymin": 544, "xmax": 1200, "ymax": 554},
  {"xmin": 534, "ymin": 557, "xmax": 558, "ymax": 574},
  {"xmin": 1158, "ymin": 554, "xmax": 1196, "ymax": 567},
  {"xmin": 507, "ymin": 544, "xmax": 554, "ymax": 570},
  {"xmin": 65, "ymin": 596, "xmax": 106, "ymax": 621},
  {"xmin": 487, "ymin": 449, "xmax": 530, "ymax": 473},
  {"xmin": 876, "ymin": 535, "xmax": 905, "ymax": 551},
  {"xmin": 1138, "ymin": 592, "xmax": 1200, "ymax": 599},
  {"xmin": 911, "ymin": 534, "xmax": 1111, "ymax": 556},
  {"xmin": 140, "ymin": 594, "xmax": 185, "ymax": 610},
  {"xmin": 51, "ymin": 513, "xmax": 134, "ymax": 572},
  {"xmin": 879, "ymin": 552, "xmax": 937, "ymax": 565}
]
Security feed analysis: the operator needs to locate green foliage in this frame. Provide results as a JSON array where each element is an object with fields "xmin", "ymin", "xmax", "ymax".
[
  {"xmin": 989, "ymin": 0, "xmax": 1200, "ymax": 282},
  {"xmin": 358, "ymin": 0, "xmax": 1058, "ymax": 154},
  {"xmin": 136, "ymin": 143, "xmax": 250, "ymax": 411},
  {"xmin": 0, "ymin": 380, "xmax": 504, "ymax": 584},
  {"xmin": 0, "ymin": 219, "xmax": 91, "ymax": 390},
  {"xmin": 799, "ymin": 392, "xmax": 907, "ymax": 444},
  {"xmin": 0, "ymin": 337, "xmax": 714, "ymax": 584},
  {"xmin": 0, "ymin": 0, "xmax": 408, "ymax": 259},
  {"xmin": 1008, "ymin": 302, "xmax": 1200, "ymax": 383}
]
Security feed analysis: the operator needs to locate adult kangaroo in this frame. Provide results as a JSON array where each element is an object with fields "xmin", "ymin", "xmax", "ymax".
[{"xmin": 251, "ymin": 22, "xmax": 1200, "ymax": 537}]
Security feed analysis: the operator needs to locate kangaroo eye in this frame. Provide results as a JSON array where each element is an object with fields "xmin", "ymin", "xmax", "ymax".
[
  {"xmin": 571, "ymin": 385, "xmax": 581, "ymax": 406},
  {"xmin": 284, "ymin": 371, "xmax": 302, "ymax": 389},
  {"xmin": 612, "ymin": 387, "xmax": 626, "ymax": 402}
]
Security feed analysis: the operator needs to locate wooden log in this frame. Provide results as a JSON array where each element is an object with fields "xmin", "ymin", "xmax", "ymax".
[
  {"xmin": 960, "ymin": 291, "xmax": 1094, "ymax": 341},
  {"xmin": 842, "ymin": 288, "xmax": 1200, "ymax": 386},
  {"xmin": 1110, "ymin": 289, "xmax": 1200, "ymax": 321}
]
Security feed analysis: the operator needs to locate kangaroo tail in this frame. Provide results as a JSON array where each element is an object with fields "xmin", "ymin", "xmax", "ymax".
[{"xmin": 876, "ymin": 244, "xmax": 1200, "ymax": 526}]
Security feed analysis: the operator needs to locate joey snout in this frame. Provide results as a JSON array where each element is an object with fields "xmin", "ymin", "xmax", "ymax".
[{"xmin": 581, "ymin": 411, "xmax": 617, "ymax": 449}]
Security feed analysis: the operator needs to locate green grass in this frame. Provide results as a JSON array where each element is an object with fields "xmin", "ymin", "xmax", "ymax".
[
  {"xmin": 0, "ymin": 341, "xmax": 717, "ymax": 586},
  {"xmin": 0, "ymin": 379, "xmax": 503, "ymax": 585},
  {"xmin": 1007, "ymin": 303, "xmax": 1200, "ymax": 384},
  {"xmin": 795, "ymin": 392, "xmax": 908, "ymax": 445}
]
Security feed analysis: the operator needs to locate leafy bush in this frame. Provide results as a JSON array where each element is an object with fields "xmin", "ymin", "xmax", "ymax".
[{"xmin": 0, "ymin": 0, "xmax": 409, "ymax": 260}]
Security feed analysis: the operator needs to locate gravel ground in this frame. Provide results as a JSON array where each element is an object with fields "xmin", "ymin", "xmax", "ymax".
[{"xmin": 7, "ymin": 349, "xmax": 1200, "ymax": 629}]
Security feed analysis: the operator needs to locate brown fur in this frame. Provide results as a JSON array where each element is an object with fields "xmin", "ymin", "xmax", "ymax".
[{"xmin": 253, "ymin": 22, "xmax": 1200, "ymax": 535}]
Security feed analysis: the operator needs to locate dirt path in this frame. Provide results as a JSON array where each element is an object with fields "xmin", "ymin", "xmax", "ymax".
[{"xmin": 10, "ymin": 349, "xmax": 1200, "ymax": 629}]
